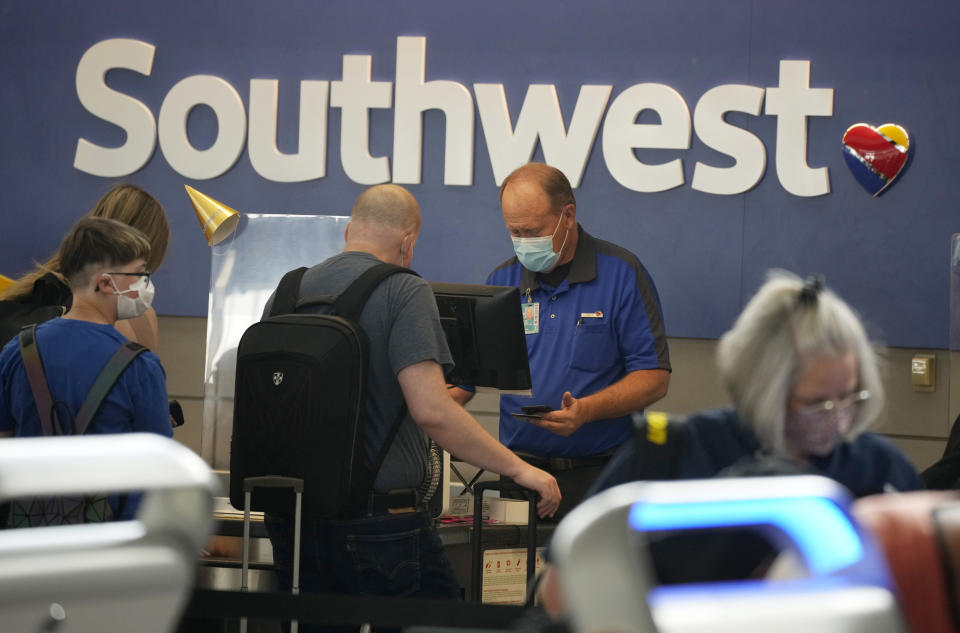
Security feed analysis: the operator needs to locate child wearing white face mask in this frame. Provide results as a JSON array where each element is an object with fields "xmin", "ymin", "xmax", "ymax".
[
  {"xmin": 1, "ymin": 184, "xmax": 169, "ymax": 351},
  {"xmin": 0, "ymin": 218, "xmax": 172, "ymax": 518},
  {"xmin": 105, "ymin": 271, "xmax": 155, "ymax": 321},
  {"xmin": 63, "ymin": 258, "xmax": 155, "ymax": 328}
]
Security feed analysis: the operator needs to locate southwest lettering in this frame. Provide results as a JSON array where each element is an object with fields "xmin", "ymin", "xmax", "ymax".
[{"xmin": 73, "ymin": 36, "xmax": 833, "ymax": 197}]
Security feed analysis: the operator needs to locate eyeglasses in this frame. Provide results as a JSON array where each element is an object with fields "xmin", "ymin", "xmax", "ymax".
[
  {"xmin": 106, "ymin": 271, "xmax": 151, "ymax": 283},
  {"xmin": 793, "ymin": 389, "xmax": 871, "ymax": 417}
]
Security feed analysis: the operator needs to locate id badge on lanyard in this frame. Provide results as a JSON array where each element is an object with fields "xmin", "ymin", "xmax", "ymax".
[{"xmin": 522, "ymin": 302, "xmax": 540, "ymax": 334}]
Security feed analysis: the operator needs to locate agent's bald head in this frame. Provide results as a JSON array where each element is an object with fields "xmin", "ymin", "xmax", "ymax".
[
  {"xmin": 351, "ymin": 184, "xmax": 421, "ymax": 233},
  {"xmin": 498, "ymin": 163, "xmax": 575, "ymax": 210}
]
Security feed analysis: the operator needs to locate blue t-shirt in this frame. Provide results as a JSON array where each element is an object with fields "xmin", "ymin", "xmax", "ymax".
[
  {"xmin": 486, "ymin": 226, "xmax": 671, "ymax": 458},
  {"xmin": 1, "ymin": 319, "xmax": 172, "ymax": 520},
  {"xmin": 0, "ymin": 319, "xmax": 171, "ymax": 439}
]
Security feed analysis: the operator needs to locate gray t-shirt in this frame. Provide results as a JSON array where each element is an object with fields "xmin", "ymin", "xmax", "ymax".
[{"xmin": 263, "ymin": 251, "xmax": 453, "ymax": 492}]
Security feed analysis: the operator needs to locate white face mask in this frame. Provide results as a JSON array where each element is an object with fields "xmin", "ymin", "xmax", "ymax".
[
  {"xmin": 510, "ymin": 212, "xmax": 569, "ymax": 273},
  {"xmin": 108, "ymin": 274, "xmax": 155, "ymax": 320}
]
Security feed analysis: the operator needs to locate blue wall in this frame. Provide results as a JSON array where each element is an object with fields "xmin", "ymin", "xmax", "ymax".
[{"xmin": 1, "ymin": 0, "xmax": 958, "ymax": 348}]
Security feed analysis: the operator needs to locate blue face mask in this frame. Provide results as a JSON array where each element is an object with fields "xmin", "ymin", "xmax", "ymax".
[{"xmin": 511, "ymin": 213, "xmax": 569, "ymax": 273}]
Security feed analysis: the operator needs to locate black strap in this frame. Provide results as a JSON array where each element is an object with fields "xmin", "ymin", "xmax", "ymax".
[
  {"xmin": 74, "ymin": 341, "xmax": 147, "ymax": 435},
  {"xmin": 270, "ymin": 263, "xmax": 418, "ymax": 319},
  {"xmin": 182, "ymin": 588, "xmax": 523, "ymax": 628},
  {"xmin": 337, "ymin": 264, "xmax": 420, "ymax": 505},
  {"xmin": 18, "ymin": 325, "xmax": 58, "ymax": 436},
  {"xmin": 631, "ymin": 411, "xmax": 688, "ymax": 481},
  {"xmin": 268, "ymin": 267, "xmax": 308, "ymax": 317},
  {"xmin": 18, "ymin": 325, "xmax": 146, "ymax": 436},
  {"xmin": 333, "ymin": 263, "xmax": 418, "ymax": 320},
  {"xmin": 362, "ymin": 404, "xmax": 411, "ymax": 510}
]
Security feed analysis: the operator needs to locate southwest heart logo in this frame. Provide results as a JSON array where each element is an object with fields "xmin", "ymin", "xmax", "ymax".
[{"xmin": 842, "ymin": 123, "xmax": 910, "ymax": 196}]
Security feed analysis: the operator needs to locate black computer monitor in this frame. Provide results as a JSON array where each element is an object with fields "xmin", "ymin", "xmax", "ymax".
[{"xmin": 430, "ymin": 282, "xmax": 531, "ymax": 390}]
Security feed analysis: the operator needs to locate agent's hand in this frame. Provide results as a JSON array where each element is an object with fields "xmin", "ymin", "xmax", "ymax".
[
  {"xmin": 513, "ymin": 465, "xmax": 561, "ymax": 518},
  {"xmin": 526, "ymin": 392, "xmax": 585, "ymax": 437}
]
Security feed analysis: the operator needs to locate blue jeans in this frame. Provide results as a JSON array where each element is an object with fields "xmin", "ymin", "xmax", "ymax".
[{"xmin": 264, "ymin": 509, "xmax": 461, "ymax": 607}]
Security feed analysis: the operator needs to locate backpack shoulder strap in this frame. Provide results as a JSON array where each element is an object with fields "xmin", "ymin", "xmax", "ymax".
[
  {"xmin": 336, "ymin": 264, "xmax": 420, "ymax": 503},
  {"xmin": 268, "ymin": 267, "xmax": 309, "ymax": 317},
  {"xmin": 631, "ymin": 411, "xmax": 688, "ymax": 481},
  {"xmin": 18, "ymin": 324, "xmax": 58, "ymax": 436},
  {"xmin": 333, "ymin": 264, "xmax": 419, "ymax": 320},
  {"xmin": 360, "ymin": 403, "xmax": 410, "ymax": 500},
  {"xmin": 74, "ymin": 341, "xmax": 147, "ymax": 436}
]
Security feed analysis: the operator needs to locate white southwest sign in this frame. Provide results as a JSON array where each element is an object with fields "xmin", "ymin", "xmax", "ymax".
[{"xmin": 74, "ymin": 36, "xmax": 834, "ymax": 197}]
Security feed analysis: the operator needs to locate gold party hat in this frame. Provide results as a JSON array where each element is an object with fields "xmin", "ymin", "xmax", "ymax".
[
  {"xmin": 184, "ymin": 185, "xmax": 241, "ymax": 246},
  {"xmin": 0, "ymin": 274, "xmax": 13, "ymax": 294}
]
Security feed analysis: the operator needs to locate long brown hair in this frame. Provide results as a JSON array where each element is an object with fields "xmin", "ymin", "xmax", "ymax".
[{"xmin": 1, "ymin": 184, "xmax": 169, "ymax": 301}]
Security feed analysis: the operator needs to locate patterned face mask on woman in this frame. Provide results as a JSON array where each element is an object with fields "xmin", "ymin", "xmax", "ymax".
[{"xmin": 784, "ymin": 390, "xmax": 869, "ymax": 457}]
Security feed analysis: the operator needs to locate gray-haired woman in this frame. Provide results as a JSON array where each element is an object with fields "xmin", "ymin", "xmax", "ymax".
[{"xmin": 588, "ymin": 270, "xmax": 923, "ymax": 498}]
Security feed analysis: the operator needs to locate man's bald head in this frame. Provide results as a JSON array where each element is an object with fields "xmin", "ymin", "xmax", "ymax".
[
  {"xmin": 344, "ymin": 184, "xmax": 422, "ymax": 266},
  {"xmin": 351, "ymin": 184, "xmax": 421, "ymax": 233},
  {"xmin": 498, "ymin": 163, "xmax": 576, "ymax": 210}
]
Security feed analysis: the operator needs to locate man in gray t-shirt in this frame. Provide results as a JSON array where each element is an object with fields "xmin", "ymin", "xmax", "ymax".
[
  {"xmin": 263, "ymin": 185, "xmax": 560, "ymax": 608},
  {"xmin": 264, "ymin": 250, "xmax": 451, "ymax": 494}
]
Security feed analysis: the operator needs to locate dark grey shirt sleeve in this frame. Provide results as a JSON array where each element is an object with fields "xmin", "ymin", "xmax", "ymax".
[{"xmin": 386, "ymin": 276, "xmax": 454, "ymax": 378}]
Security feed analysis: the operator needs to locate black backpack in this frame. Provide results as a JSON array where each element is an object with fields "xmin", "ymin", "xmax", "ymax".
[
  {"xmin": 7, "ymin": 324, "xmax": 145, "ymax": 526},
  {"xmin": 0, "ymin": 273, "xmax": 71, "ymax": 347},
  {"xmin": 229, "ymin": 263, "xmax": 417, "ymax": 519}
]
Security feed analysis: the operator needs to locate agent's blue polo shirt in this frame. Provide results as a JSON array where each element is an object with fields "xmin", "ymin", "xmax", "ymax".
[{"xmin": 486, "ymin": 226, "xmax": 671, "ymax": 458}]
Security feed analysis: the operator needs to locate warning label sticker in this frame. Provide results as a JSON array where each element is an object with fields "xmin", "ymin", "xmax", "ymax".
[{"xmin": 481, "ymin": 547, "xmax": 545, "ymax": 605}]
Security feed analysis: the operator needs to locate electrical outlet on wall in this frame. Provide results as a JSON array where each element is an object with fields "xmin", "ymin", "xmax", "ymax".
[{"xmin": 911, "ymin": 354, "xmax": 936, "ymax": 392}]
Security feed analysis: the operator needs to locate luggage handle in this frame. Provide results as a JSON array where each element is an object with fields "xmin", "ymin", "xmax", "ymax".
[
  {"xmin": 242, "ymin": 475, "xmax": 304, "ymax": 633},
  {"xmin": 470, "ymin": 481, "xmax": 538, "ymax": 602},
  {"xmin": 243, "ymin": 476, "xmax": 304, "ymax": 493}
]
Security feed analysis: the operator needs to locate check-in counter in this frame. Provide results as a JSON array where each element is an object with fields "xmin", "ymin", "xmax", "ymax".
[
  {"xmin": 197, "ymin": 497, "xmax": 277, "ymax": 592},
  {"xmin": 197, "ymin": 473, "xmax": 553, "ymax": 602}
]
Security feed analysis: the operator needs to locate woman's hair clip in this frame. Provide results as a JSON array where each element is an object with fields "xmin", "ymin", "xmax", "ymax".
[{"xmin": 798, "ymin": 275, "xmax": 825, "ymax": 305}]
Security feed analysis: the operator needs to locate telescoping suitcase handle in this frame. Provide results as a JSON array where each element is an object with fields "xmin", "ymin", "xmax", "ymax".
[{"xmin": 241, "ymin": 476, "xmax": 304, "ymax": 633}]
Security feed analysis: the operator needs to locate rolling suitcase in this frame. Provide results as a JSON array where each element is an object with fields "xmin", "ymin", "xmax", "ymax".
[{"xmin": 241, "ymin": 476, "xmax": 304, "ymax": 633}]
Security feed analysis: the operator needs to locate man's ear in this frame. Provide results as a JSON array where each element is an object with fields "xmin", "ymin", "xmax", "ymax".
[
  {"xmin": 95, "ymin": 273, "xmax": 111, "ymax": 294},
  {"xmin": 405, "ymin": 232, "xmax": 418, "ymax": 260}
]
